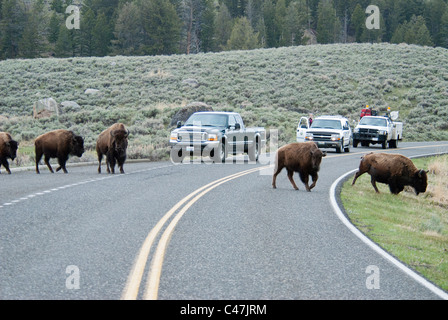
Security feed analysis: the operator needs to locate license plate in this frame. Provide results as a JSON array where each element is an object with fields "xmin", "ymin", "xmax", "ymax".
[{"xmin": 186, "ymin": 146, "xmax": 195, "ymax": 152}]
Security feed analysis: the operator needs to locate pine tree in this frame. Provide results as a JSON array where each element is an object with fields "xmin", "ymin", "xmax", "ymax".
[
  {"xmin": 285, "ymin": 0, "xmax": 309, "ymax": 46},
  {"xmin": 438, "ymin": 7, "xmax": 448, "ymax": 48},
  {"xmin": 0, "ymin": 0, "xmax": 26, "ymax": 59},
  {"xmin": 55, "ymin": 24, "xmax": 74, "ymax": 57},
  {"xmin": 113, "ymin": 1, "xmax": 144, "ymax": 55},
  {"xmin": 48, "ymin": 12, "xmax": 61, "ymax": 44},
  {"xmin": 226, "ymin": 16, "xmax": 259, "ymax": 50},
  {"xmin": 316, "ymin": 0, "xmax": 338, "ymax": 44},
  {"xmin": 214, "ymin": 3, "xmax": 233, "ymax": 51},
  {"xmin": 92, "ymin": 12, "xmax": 112, "ymax": 56},
  {"xmin": 139, "ymin": 0, "xmax": 181, "ymax": 55},
  {"xmin": 274, "ymin": 0, "xmax": 287, "ymax": 47},
  {"xmin": 350, "ymin": 3, "xmax": 364, "ymax": 43}
]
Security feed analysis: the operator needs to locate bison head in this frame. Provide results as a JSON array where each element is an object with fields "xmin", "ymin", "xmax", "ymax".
[
  {"xmin": 310, "ymin": 148, "xmax": 326, "ymax": 171},
  {"xmin": 70, "ymin": 135, "xmax": 85, "ymax": 157},
  {"xmin": 110, "ymin": 129, "xmax": 129, "ymax": 157},
  {"xmin": 413, "ymin": 169, "xmax": 428, "ymax": 195},
  {"xmin": 6, "ymin": 140, "xmax": 19, "ymax": 160}
]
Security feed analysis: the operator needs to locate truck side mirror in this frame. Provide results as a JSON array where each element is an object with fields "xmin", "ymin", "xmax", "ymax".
[
  {"xmin": 235, "ymin": 123, "xmax": 241, "ymax": 130},
  {"xmin": 177, "ymin": 121, "xmax": 182, "ymax": 128}
]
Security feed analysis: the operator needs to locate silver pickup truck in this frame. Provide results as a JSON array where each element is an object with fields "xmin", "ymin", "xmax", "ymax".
[{"xmin": 169, "ymin": 111, "xmax": 266, "ymax": 163}]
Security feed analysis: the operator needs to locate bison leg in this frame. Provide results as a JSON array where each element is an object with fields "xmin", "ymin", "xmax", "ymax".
[
  {"xmin": 299, "ymin": 171, "xmax": 311, "ymax": 192},
  {"xmin": 44, "ymin": 155, "xmax": 54, "ymax": 173},
  {"xmin": 309, "ymin": 172, "xmax": 319, "ymax": 191},
  {"xmin": 287, "ymin": 169, "xmax": 299, "ymax": 190},
  {"xmin": 118, "ymin": 159, "xmax": 125, "ymax": 174},
  {"xmin": 55, "ymin": 155, "xmax": 69, "ymax": 173},
  {"xmin": 35, "ymin": 149, "xmax": 43, "ymax": 174},
  {"xmin": 370, "ymin": 176, "xmax": 380, "ymax": 193},
  {"xmin": 272, "ymin": 164, "xmax": 284, "ymax": 189},
  {"xmin": 97, "ymin": 153, "xmax": 103, "ymax": 174},
  {"xmin": 1, "ymin": 159, "xmax": 11, "ymax": 174},
  {"xmin": 109, "ymin": 157, "xmax": 116, "ymax": 174}
]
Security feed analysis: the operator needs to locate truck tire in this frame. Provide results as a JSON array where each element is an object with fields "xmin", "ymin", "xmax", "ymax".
[
  {"xmin": 170, "ymin": 147, "xmax": 185, "ymax": 163},
  {"xmin": 389, "ymin": 139, "xmax": 398, "ymax": 148},
  {"xmin": 382, "ymin": 140, "xmax": 387, "ymax": 149},
  {"xmin": 336, "ymin": 140, "xmax": 343, "ymax": 153},
  {"xmin": 212, "ymin": 139, "xmax": 227, "ymax": 163},
  {"xmin": 249, "ymin": 136, "xmax": 260, "ymax": 162},
  {"xmin": 353, "ymin": 139, "xmax": 359, "ymax": 148}
]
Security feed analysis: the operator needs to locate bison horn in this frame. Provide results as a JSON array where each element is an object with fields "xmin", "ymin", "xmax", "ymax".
[
  {"xmin": 110, "ymin": 130, "xmax": 116, "ymax": 137},
  {"xmin": 418, "ymin": 169, "xmax": 426, "ymax": 177},
  {"xmin": 125, "ymin": 129, "xmax": 130, "ymax": 138}
]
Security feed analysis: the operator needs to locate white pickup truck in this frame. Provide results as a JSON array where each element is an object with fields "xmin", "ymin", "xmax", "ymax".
[
  {"xmin": 353, "ymin": 115, "xmax": 403, "ymax": 149},
  {"xmin": 297, "ymin": 115, "xmax": 352, "ymax": 153}
]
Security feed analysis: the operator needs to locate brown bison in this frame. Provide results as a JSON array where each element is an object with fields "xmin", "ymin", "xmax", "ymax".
[
  {"xmin": 272, "ymin": 142, "xmax": 326, "ymax": 191},
  {"xmin": 352, "ymin": 152, "xmax": 428, "ymax": 195},
  {"xmin": 0, "ymin": 132, "xmax": 19, "ymax": 174},
  {"xmin": 35, "ymin": 129, "xmax": 85, "ymax": 174},
  {"xmin": 96, "ymin": 123, "xmax": 129, "ymax": 174}
]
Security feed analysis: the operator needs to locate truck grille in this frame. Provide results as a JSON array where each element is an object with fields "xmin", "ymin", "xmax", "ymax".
[
  {"xmin": 358, "ymin": 128, "xmax": 379, "ymax": 139},
  {"xmin": 178, "ymin": 132, "xmax": 206, "ymax": 142},
  {"xmin": 311, "ymin": 132, "xmax": 332, "ymax": 141}
]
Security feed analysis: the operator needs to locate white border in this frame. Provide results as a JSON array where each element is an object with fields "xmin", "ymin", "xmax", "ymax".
[{"xmin": 330, "ymin": 155, "xmax": 448, "ymax": 300}]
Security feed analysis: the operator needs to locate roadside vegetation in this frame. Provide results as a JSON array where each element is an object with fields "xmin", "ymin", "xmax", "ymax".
[
  {"xmin": 341, "ymin": 155, "xmax": 448, "ymax": 291},
  {"xmin": 1, "ymin": 43, "xmax": 447, "ymax": 167}
]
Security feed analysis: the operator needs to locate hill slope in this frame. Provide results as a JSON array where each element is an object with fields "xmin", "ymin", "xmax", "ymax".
[{"xmin": 1, "ymin": 43, "xmax": 447, "ymax": 160}]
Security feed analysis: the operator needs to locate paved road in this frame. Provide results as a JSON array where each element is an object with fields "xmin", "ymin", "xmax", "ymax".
[{"xmin": 1, "ymin": 141, "xmax": 447, "ymax": 300}]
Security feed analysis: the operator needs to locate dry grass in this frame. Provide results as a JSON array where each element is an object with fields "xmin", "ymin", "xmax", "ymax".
[{"xmin": 426, "ymin": 156, "xmax": 448, "ymax": 206}]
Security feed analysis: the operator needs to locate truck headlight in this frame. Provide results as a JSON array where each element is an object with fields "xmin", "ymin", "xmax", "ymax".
[
  {"xmin": 354, "ymin": 128, "xmax": 359, "ymax": 133},
  {"xmin": 170, "ymin": 132, "xmax": 178, "ymax": 141},
  {"xmin": 208, "ymin": 134, "xmax": 218, "ymax": 141},
  {"xmin": 378, "ymin": 130, "xmax": 387, "ymax": 135},
  {"xmin": 331, "ymin": 134, "xmax": 341, "ymax": 141},
  {"xmin": 305, "ymin": 134, "xmax": 313, "ymax": 141}
]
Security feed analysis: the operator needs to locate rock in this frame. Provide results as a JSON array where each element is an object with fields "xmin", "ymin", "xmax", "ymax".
[
  {"xmin": 33, "ymin": 98, "xmax": 60, "ymax": 119},
  {"xmin": 85, "ymin": 88, "xmax": 100, "ymax": 95},
  {"xmin": 170, "ymin": 102, "xmax": 213, "ymax": 127}
]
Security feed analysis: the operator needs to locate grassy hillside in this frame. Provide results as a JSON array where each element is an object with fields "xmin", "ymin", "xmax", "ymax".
[{"xmin": 1, "ymin": 43, "xmax": 448, "ymax": 162}]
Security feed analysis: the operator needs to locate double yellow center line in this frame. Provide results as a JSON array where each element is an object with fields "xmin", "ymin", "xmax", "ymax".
[{"xmin": 121, "ymin": 165, "xmax": 270, "ymax": 300}]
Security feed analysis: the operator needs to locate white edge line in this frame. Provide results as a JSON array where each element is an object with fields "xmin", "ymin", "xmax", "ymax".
[{"xmin": 329, "ymin": 155, "xmax": 448, "ymax": 300}]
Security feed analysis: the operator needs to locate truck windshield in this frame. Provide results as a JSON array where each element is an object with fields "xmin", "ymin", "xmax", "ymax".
[
  {"xmin": 311, "ymin": 119, "xmax": 342, "ymax": 129},
  {"xmin": 359, "ymin": 117, "xmax": 387, "ymax": 127},
  {"xmin": 185, "ymin": 113, "xmax": 228, "ymax": 127}
]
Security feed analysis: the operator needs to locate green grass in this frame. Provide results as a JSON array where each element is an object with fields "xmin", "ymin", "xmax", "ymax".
[{"xmin": 341, "ymin": 155, "xmax": 448, "ymax": 292}]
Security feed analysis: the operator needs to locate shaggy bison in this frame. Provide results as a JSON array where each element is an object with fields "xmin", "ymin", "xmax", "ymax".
[
  {"xmin": 352, "ymin": 152, "xmax": 428, "ymax": 195},
  {"xmin": 96, "ymin": 123, "xmax": 129, "ymax": 174},
  {"xmin": 272, "ymin": 142, "xmax": 326, "ymax": 191},
  {"xmin": 0, "ymin": 132, "xmax": 19, "ymax": 174},
  {"xmin": 35, "ymin": 129, "xmax": 85, "ymax": 174}
]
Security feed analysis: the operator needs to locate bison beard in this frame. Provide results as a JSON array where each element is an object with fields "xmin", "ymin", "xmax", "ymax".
[
  {"xmin": 352, "ymin": 152, "xmax": 428, "ymax": 195},
  {"xmin": 272, "ymin": 142, "xmax": 326, "ymax": 191},
  {"xmin": 35, "ymin": 130, "xmax": 85, "ymax": 174}
]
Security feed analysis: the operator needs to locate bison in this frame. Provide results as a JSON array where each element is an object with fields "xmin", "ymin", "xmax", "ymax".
[
  {"xmin": 0, "ymin": 132, "xmax": 19, "ymax": 174},
  {"xmin": 35, "ymin": 129, "xmax": 85, "ymax": 174},
  {"xmin": 272, "ymin": 142, "xmax": 326, "ymax": 191},
  {"xmin": 96, "ymin": 123, "xmax": 129, "ymax": 174},
  {"xmin": 352, "ymin": 152, "xmax": 428, "ymax": 195}
]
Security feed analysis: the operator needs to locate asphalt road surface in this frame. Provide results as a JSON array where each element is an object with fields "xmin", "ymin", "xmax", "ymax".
[{"xmin": 1, "ymin": 141, "xmax": 448, "ymax": 300}]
